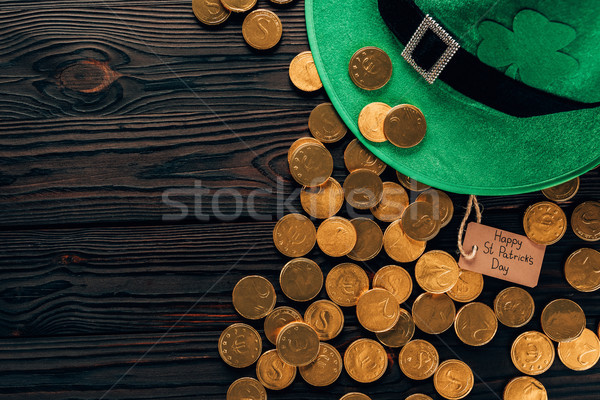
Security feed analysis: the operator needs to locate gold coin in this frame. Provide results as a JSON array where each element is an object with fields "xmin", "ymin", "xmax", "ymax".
[
  {"xmin": 384, "ymin": 104, "xmax": 427, "ymax": 148},
  {"xmin": 276, "ymin": 321, "xmax": 320, "ymax": 366},
  {"xmin": 399, "ymin": 339, "xmax": 439, "ymax": 380},
  {"xmin": 221, "ymin": 0, "xmax": 257, "ymax": 12},
  {"xmin": 557, "ymin": 328, "xmax": 600, "ymax": 371},
  {"xmin": 340, "ymin": 393, "xmax": 371, "ymax": 400},
  {"xmin": 344, "ymin": 338, "xmax": 388, "ymax": 383},
  {"xmin": 564, "ymin": 247, "xmax": 600, "ymax": 292},
  {"xmin": 396, "ymin": 171, "xmax": 431, "ymax": 192},
  {"xmin": 242, "ymin": 9, "xmax": 282, "ymax": 50},
  {"xmin": 325, "ymin": 263, "xmax": 369, "ymax": 306},
  {"xmin": 232, "ymin": 275, "xmax": 276, "ymax": 319},
  {"xmin": 192, "ymin": 0, "xmax": 231, "ymax": 26},
  {"xmin": 571, "ymin": 200, "xmax": 600, "ymax": 241},
  {"xmin": 357, "ymin": 288, "xmax": 400, "ymax": 332},
  {"xmin": 414, "ymin": 250, "xmax": 460, "ymax": 293},
  {"xmin": 304, "ymin": 299, "xmax": 344, "ymax": 340},
  {"xmin": 299, "ymin": 342, "xmax": 343, "ymax": 386},
  {"xmin": 447, "ymin": 269, "xmax": 484, "ymax": 303},
  {"xmin": 371, "ymin": 182, "xmax": 409, "ymax": 222},
  {"xmin": 373, "ymin": 265, "xmax": 413, "ymax": 304},
  {"xmin": 226, "ymin": 377, "xmax": 266, "ymax": 400},
  {"xmin": 289, "ymin": 142, "xmax": 333, "ymax": 187},
  {"xmin": 344, "ymin": 138, "xmax": 387, "ymax": 175},
  {"xmin": 273, "ymin": 213, "xmax": 316, "ymax": 257},
  {"xmin": 376, "ymin": 308, "xmax": 415, "ymax": 347},
  {"xmin": 541, "ymin": 298, "xmax": 586, "ymax": 342},
  {"xmin": 219, "ymin": 323, "xmax": 262, "ymax": 368},
  {"xmin": 416, "ymin": 189, "xmax": 454, "ymax": 228},
  {"xmin": 358, "ymin": 102, "xmax": 391, "ymax": 142},
  {"xmin": 343, "ymin": 169, "xmax": 384, "ymax": 210},
  {"xmin": 503, "ymin": 376, "xmax": 547, "ymax": 400},
  {"xmin": 412, "ymin": 292, "xmax": 456, "ymax": 335},
  {"xmin": 264, "ymin": 306, "xmax": 303, "ymax": 345},
  {"xmin": 454, "ymin": 302, "xmax": 498, "ymax": 346},
  {"xmin": 316, "ymin": 216, "xmax": 357, "ymax": 257},
  {"xmin": 348, "ymin": 218, "xmax": 383, "ymax": 261},
  {"xmin": 308, "ymin": 103, "xmax": 347, "ymax": 143},
  {"xmin": 300, "ymin": 177, "xmax": 344, "ymax": 219},
  {"xmin": 383, "ymin": 219, "xmax": 426, "ymax": 262},
  {"xmin": 348, "ymin": 46, "xmax": 393, "ymax": 90},
  {"xmin": 433, "ymin": 359, "xmax": 474, "ymax": 400},
  {"xmin": 289, "ymin": 51, "xmax": 322, "ymax": 92},
  {"xmin": 280, "ymin": 257, "xmax": 323, "ymax": 302},
  {"xmin": 523, "ymin": 201, "xmax": 567, "ymax": 245},
  {"xmin": 541, "ymin": 176, "xmax": 580, "ymax": 202},
  {"xmin": 402, "ymin": 202, "xmax": 441, "ymax": 241},
  {"xmin": 511, "ymin": 331, "xmax": 555, "ymax": 375},
  {"xmin": 288, "ymin": 137, "xmax": 324, "ymax": 165},
  {"xmin": 256, "ymin": 349, "xmax": 296, "ymax": 390},
  {"xmin": 494, "ymin": 286, "xmax": 535, "ymax": 328},
  {"xmin": 405, "ymin": 395, "xmax": 433, "ymax": 400}
]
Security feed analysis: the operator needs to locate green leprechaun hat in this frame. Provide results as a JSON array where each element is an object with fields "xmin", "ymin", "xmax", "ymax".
[{"xmin": 305, "ymin": 0, "xmax": 600, "ymax": 195}]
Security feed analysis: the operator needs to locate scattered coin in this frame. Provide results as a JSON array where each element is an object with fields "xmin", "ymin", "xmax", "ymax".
[
  {"xmin": 503, "ymin": 376, "xmax": 547, "ymax": 400},
  {"xmin": 289, "ymin": 141, "xmax": 333, "ymax": 186},
  {"xmin": 454, "ymin": 302, "xmax": 498, "ymax": 346},
  {"xmin": 416, "ymin": 189, "xmax": 454, "ymax": 228},
  {"xmin": 289, "ymin": 51, "xmax": 322, "ymax": 92},
  {"xmin": 414, "ymin": 250, "xmax": 460, "ymax": 293},
  {"xmin": 494, "ymin": 286, "xmax": 535, "ymax": 328},
  {"xmin": 348, "ymin": 218, "xmax": 383, "ymax": 261},
  {"xmin": 405, "ymin": 395, "xmax": 433, "ymax": 400},
  {"xmin": 242, "ymin": 9, "xmax": 282, "ymax": 50},
  {"xmin": 412, "ymin": 292, "xmax": 456, "ymax": 334},
  {"xmin": 399, "ymin": 339, "xmax": 439, "ymax": 380},
  {"xmin": 571, "ymin": 200, "xmax": 600, "ymax": 241},
  {"xmin": 541, "ymin": 298, "xmax": 586, "ymax": 342},
  {"xmin": 192, "ymin": 0, "xmax": 231, "ymax": 26},
  {"xmin": 316, "ymin": 216, "xmax": 357, "ymax": 257},
  {"xmin": 280, "ymin": 257, "xmax": 323, "ymax": 302},
  {"xmin": 343, "ymin": 169, "xmax": 384, "ymax": 209},
  {"xmin": 511, "ymin": 331, "xmax": 555, "ymax": 375},
  {"xmin": 232, "ymin": 275, "xmax": 276, "ymax": 319},
  {"xmin": 349, "ymin": 47, "xmax": 393, "ymax": 90},
  {"xmin": 226, "ymin": 377, "xmax": 267, "ymax": 400},
  {"xmin": 396, "ymin": 171, "xmax": 431, "ymax": 191},
  {"xmin": 376, "ymin": 308, "xmax": 415, "ymax": 348},
  {"xmin": 383, "ymin": 219, "xmax": 426, "ymax": 262},
  {"xmin": 344, "ymin": 338, "xmax": 388, "ymax": 383},
  {"xmin": 357, "ymin": 288, "xmax": 400, "ymax": 332},
  {"xmin": 276, "ymin": 321, "xmax": 320, "ymax": 366},
  {"xmin": 219, "ymin": 323, "xmax": 262, "ymax": 368},
  {"xmin": 308, "ymin": 103, "xmax": 347, "ymax": 143},
  {"xmin": 304, "ymin": 299, "xmax": 344, "ymax": 340},
  {"xmin": 325, "ymin": 263, "xmax": 369, "ymax": 307},
  {"xmin": 256, "ymin": 349, "xmax": 297, "ymax": 390},
  {"xmin": 300, "ymin": 177, "xmax": 345, "ymax": 219},
  {"xmin": 273, "ymin": 213, "xmax": 316, "ymax": 257},
  {"xmin": 371, "ymin": 181, "xmax": 409, "ymax": 222},
  {"xmin": 264, "ymin": 306, "xmax": 303, "ymax": 344},
  {"xmin": 373, "ymin": 265, "xmax": 413, "ymax": 304},
  {"xmin": 299, "ymin": 342, "xmax": 343, "ymax": 386},
  {"xmin": 447, "ymin": 269, "xmax": 484, "ymax": 303},
  {"xmin": 340, "ymin": 393, "xmax": 371, "ymax": 400},
  {"xmin": 402, "ymin": 201, "xmax": 442, "ymax": 241},
  {"xmin": 344, "ymin": 138, "xmax": 387, "ymax": 175},
  {"xmin": 288, "ymin": 137, "xmax": 324, "ymax": 164},
  {"xmin": 564, "ymin": 247, "xmax": 600, "ymax": 292},
  {"xmin": 523, "ymin": 201, "xmax": 567, "ymax": 245},
  {"xmin": 433, "ymin": 359, "xmax": 474, "ymax": 400},
  {"xmin": 221, "ymin": 0, "xmax": 257, "ymax": 12},
  {"xmin": 541, "ymin": 176, "xmax": 580, "ymax": 202},
  {"xmin": 358, "ymin": 102, "xmax": 391, "ymax": 142},
  {"xmin": 384, "ymin": 104, "xmax": 427, "ymax": 148},
  {"xmin": 557, "ymin": 328, "xmax": 600, "ymax": 371}
]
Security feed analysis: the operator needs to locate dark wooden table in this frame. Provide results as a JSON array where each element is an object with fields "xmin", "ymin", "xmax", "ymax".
[{"xmin": 0, "ymin": 1, "xmax": 598, "ymax": 399}]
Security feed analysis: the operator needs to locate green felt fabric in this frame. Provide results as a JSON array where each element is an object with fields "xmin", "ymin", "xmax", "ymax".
[{"xmin": 305, "ymin": 0, "xmax": 600, "ymax": 195}]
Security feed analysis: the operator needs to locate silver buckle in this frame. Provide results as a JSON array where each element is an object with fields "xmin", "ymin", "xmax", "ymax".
[{"xmin": 401, "ymin": 14, "xmax": 460, "ymax": 84}]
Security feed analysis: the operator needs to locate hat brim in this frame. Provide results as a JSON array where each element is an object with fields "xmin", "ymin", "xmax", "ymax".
[{"xmin": 305, "ymin": 0, "xmax": 600, "ymax": 195}]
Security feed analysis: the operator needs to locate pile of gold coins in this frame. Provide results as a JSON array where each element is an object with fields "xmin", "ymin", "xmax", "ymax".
[{"xmin": 219, "ymin": 48, "xmax": 600, "ymax": 400}]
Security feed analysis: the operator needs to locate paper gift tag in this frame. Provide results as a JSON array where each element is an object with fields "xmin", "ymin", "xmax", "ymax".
[{"xmin": 459, "ymin": 223, "xmax": 546, "ymax": 288}]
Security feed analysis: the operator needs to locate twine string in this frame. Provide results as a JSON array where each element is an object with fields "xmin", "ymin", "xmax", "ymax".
[{"xmin": 458, "ymin": 194, "xmax": 482, "ymax": 260}]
